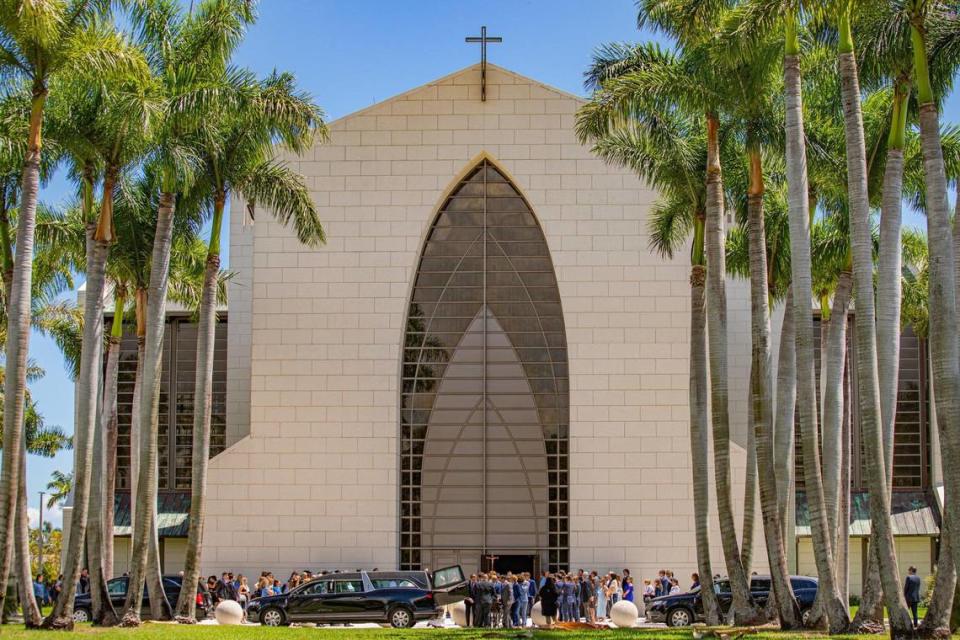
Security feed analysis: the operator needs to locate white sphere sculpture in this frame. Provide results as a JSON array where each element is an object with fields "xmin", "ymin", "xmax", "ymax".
[
  {"xmin": 530, "ymin": 601, "xmax": 547, "ymax": 627},
  {"xmin": 450, "ymin": 601, "xmax": 468, "ymax": 627},
  {"xmin": 214, "ymin": 600, "xmax": 244, "ymax": 625},
  {"xmin": 610, "ymin": 600, "xmax": 639, "ymax": 628}
]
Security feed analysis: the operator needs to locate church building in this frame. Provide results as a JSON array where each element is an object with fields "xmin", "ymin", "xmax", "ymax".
[
  {"xmin": 66, "ymin": 60, "xmax": 942, "ymax": 593},
  {"xmin": 201, "ymin": 61, "xmax": 736, "ymax": 577}
]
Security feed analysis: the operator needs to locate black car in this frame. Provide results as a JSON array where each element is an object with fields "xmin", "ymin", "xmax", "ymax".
[
  {"xmin": 248, "ymin": 566, "xmax": 468, "ymax": 628},
  {"xmin": 73, "ymin": 575, "xmax": 207, "ymax": 623},
  {"xmin": 646, "ymin": 575, "xmax": 818, "ymax": 627}
]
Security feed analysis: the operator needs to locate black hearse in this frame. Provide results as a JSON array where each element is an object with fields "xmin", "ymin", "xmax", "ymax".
[{"xmin": 248, "ymin": 566, "xmax": 468, "ymax": 628}]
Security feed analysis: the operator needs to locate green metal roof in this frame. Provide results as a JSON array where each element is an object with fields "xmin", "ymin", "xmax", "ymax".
[
  {"xmin": 795, "ymin": 490, "xmax": 940, "ymax": 537},
  {"xmin": 113, "ymin": 491, "xmax": 191, "ymax": 538}
]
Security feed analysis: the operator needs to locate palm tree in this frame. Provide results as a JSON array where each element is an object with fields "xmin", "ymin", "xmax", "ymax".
[
  {"xmin": 589, "ymin": 4, "xmax": 761, "ymax": 619},
  {"xmin": 174, "ymin": 69, "xmax": 325, "ymax": 619},
  {"xmin": 898, "ymin": 225, "xmax": 959, "ymax": 634},
  {"xmin": 799, "ymin": 52, "xmax": 895, "ymax": 619},
  {"xmin": 904, "ymin": 1, "xmax": 960, "ymax": 602},
  {"xmin": 832, "ymin": 4, "xmax": 917, "ymax": 635},
  {"xmin": 780, "ymin": 6, "xmax": 850, "ymax": 632},
  {"xmin": 578, "ymin": 60, "xmax": 722, "ymax": 623},
  {"xmin": 120, "ymin": 0, "xmax": 256, "ymax": 625},
  {"xmin": 44, "ymin": 58, "xmax": 156, "ymax": 630},
  {"xmin": 0, "ymin": 360, "xmax": 73, "ymax": 627},
  {"xmin": 45, "ymin": 470, "xmax": 73, "ymax": 509},
  {"xmin": 0, "ymin": 142, "xmax": 81, "ymax": 626},
  {"xmin": 0, "ymin": 3, "xmax": 144, "ymax": 613}
]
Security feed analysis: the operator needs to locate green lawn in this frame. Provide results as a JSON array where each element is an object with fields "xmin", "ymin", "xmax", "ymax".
[{"xmin": 0, "ymin": 623, "xmax": 937, "ymax": 640}]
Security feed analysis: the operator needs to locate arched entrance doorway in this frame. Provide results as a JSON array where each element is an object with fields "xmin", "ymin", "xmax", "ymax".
[{"xmin": 400, "ymin": 158, "xmax": 569, "ymax": 574}]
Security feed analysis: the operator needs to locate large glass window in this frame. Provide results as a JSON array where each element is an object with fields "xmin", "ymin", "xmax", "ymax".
[
  {"xmin": 400, "ymin": 160, "xmax": 569, "ymax": 572},
  {"xmin": 793, "ymin": 318, "xmax": 929, "ymax": 491},
  {"xmin": 113, "ymin": 316, "xmax": 228, "ymax": 491}
]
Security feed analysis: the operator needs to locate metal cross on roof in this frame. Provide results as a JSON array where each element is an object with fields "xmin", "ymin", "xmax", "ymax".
[{"xmin": 465, "ymin": 26, "xmax": 502, "ymax": 102}]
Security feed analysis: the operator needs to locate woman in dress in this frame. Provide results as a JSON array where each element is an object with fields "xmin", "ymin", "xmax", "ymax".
[
  {"xmin": 595, "ymin": 575, "xmax": 607, "ymax": 620},
  {"xmin": 237, "ymin": 575, "xmax": 250, "ymax": 615},
  {"xmin": 622, "ymin": 576, "xmax": 634, "ymax": 603},
  {"xmin": 539, "ymin": 576, "xmax": 560, "ymax": 627},
  {"xmin": 606, "ymin": 573, "xmax": 620, "ymax": 611}
]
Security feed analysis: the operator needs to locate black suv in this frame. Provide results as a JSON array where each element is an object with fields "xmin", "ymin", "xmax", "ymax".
[
  {"xmin": 646, "ymin": 575, "xmax": 818, "ymax": 627},
  {"xmin": 73, "ymin": 575, "xmax": 207, "ymax": 623},
  {"xmin": 248, "ymin": 566, "xmax": 468, "ymax": 628}
]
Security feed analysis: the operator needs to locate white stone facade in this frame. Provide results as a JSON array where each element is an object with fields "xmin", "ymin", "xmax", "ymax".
[{"xmin": 203, "ymin": 64, "xmax": 760, "ymax": 577}]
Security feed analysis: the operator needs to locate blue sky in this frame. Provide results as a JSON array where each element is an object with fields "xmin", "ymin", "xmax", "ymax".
[{"xmin": 22, "ymin": 0, "xmax": 960, "ymax": 526}]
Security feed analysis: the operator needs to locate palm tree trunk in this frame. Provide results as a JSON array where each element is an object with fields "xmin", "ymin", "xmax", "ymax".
[
  {"xmin": 878, "ymin": 93, "xmax": 907, "ymax": 486},
  {"xmin": 46, "ymin": 222, "xmax": 110, "ymax": 629},
  {"xmin": 16, "ymin": 439, "xmax": 40, "ymax": 627},
  {"xmin": 0, "ymin": 87, "xmax": 46, "ymax": 614},
  {"xmin": 821, "ymin": 269, "xmax": 851, "ymax": 551},
  {"xmin": 129, "ymin": 290, "xmax": 146, "ymax": 543},
  {"xmin": 922, "ymin": 516, "xmax": 956, "ymax": 635},
  {"xmin": 929, "ymin": 341, "xmax": 943, "ymax": 488},
  {"xmin": 911, "ymin": 24, "xmax": 960, "ymax": 606},
  {"xmin": 838, "ymin": 20, "xmax": 914, "ymax": 635},
  {"xmin": 0, "ymin": 194, "xmax": 39, "ymax": 628},
  {"xmin": 838, "ymin": 407, "xmax": 850, "ymax": 606},
  {"xmin": 120, "ymin": 192, "xmax": 176, "ymax": 627},
  {"xmin": 784, "ymin": 36, "xmax": 849, "ymax": 633},
  {"xmin": 775, "ymin": 289, "xmax": 796, "ymax": 540},
  {"xmin": 101, "ymin": 309, "xmax": 123, "ymax": 581},
  {"xmin": 854, "ymin": 91, "xmax": 910, "ymax": 630},
  {"xmin": 704, "ymin": 113, "xmax": 757, "ymax": 624},
  {"xmin": 86, "ymin": 335, "xmax": 117, "ymax": 626},
  {"xmin": 746, "ymin": 152, "xmax": 799, "ymax": 629},
  {"xmin": 689, "ymin": 259, "xmax": 722, "ymax": 626},
  {"xmin": 742, "ymin": 405, "xmax": 758, "ymax": 576},
  {"xmin": 175, "ymin": 196, "xmax": 223, "ymax": 621},
  {"xmin": 146, "ymin": 477, "xmax": 168, "ymax": 620}
]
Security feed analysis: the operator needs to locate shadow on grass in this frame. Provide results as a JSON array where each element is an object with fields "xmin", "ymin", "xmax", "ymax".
[{"xmin": 0, "ymin": 622, "xmax": 894, "ymax": 639}]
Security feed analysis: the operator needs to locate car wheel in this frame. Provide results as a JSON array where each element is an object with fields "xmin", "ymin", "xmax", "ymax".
[
  {"xmin": 389, "ymin": 606, "xmax": 414, "ymax": 628},
  {"xmin": 667, "ymin": 607, "xmax": 693, "ymax": 627},
  {"xmin": 800, "ymin": 607, "xmax": 812, "ymax": 626},
  {"xmin": 260, "ymin": 607, "xmax": 286, "ymax": 627},
  {"xmin": 73, "ymin": 607, "xmax": 91, "ymax": 623}
]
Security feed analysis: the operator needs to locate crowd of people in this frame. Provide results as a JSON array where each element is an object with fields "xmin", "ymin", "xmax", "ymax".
[
  {"xmin": 193, "ymin": 565, "xmax": 695, "ymax": 626},
  {"xmin": 31, "ymin": 570, "xmax": 88, "ymax": 607},
  {"xmin": 202, "ymin": 569, "xmax": 355, "ymax": 613},
  {"xmin": 460, "ymin": 567, "xmax": 696, "ymax": 628},
  {"xmin": 31, "ymin": 564, "xmax": 695, "ymax": 627}
]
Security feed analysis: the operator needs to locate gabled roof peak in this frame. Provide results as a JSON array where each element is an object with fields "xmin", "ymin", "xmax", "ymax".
[{"xmin": 325, "ymin": 62, "xmax": 584, "ymax": 127}]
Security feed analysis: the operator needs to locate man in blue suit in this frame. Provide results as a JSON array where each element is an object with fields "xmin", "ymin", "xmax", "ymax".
[{"xmin": 903, "ymin": 566, "xmax": 922, "ymax": 627}]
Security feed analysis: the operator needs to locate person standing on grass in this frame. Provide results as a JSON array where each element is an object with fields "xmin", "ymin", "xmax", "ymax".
[
  {"xmin": 33, "ymin": 575, "xmax": 47, "ymax": 607},
  {"xmin": 623, "ymin": 576, "xmax": 634, "ymax": 603},
  {"xmin": 595, "ymin": 574, "xmax": 607, "ymax": 620},
  {"xmin": 539, "ymin": 575, "xmax": 559, "ymax": 627},
  {"xmin": 465, "ymin": 574, "xmax": 477, "ymax": 627},
  {"xmin": 903, "ymin": 566, "xmax": 922, "ymax": 627},
  {"xmin": 516, "ymin": 573, "xmax": 530, "ymax": 627}
]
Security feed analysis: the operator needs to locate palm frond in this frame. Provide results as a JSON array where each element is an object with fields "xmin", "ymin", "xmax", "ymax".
[{"xmin": 238, "ymin": 159, "xmax": 324, "ymax": 247}]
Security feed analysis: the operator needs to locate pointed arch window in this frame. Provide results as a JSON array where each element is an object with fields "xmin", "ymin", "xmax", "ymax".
[{"xmin": 400, "ymin": 160, "xmax": 569, "ymax": 572}]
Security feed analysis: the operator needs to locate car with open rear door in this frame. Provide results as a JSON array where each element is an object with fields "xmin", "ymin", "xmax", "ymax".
[{"xmin": 247, "ymin": 565, "xmax": 468, "ymax": 628}]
